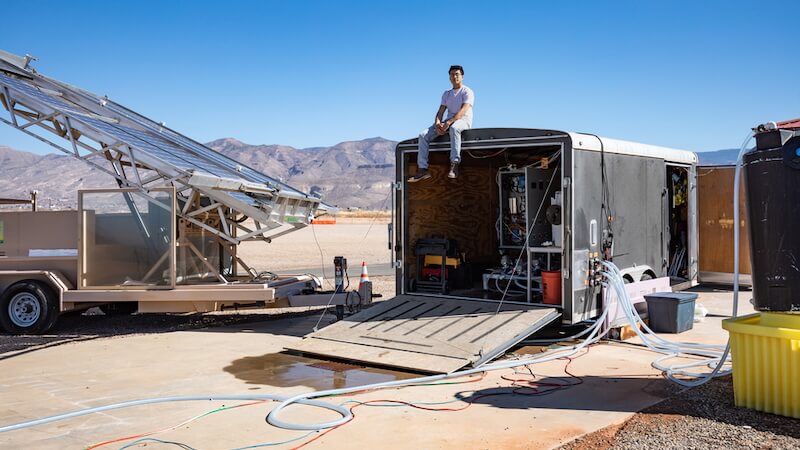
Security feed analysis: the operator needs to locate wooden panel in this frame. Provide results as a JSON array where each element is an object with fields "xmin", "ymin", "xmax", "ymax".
[
  {"xmin": 406, "ymin": 157, "xmax": 497, "ymax": 270},
  {"xmin": 697, "ymin": 167, "xmax": 750, "ymax": 274},
  {"xmin": 287, "ymin": 295, "xmax": 560, "ymax": 373},
  {"xmin": 0, "ymin": 211, "xmax": 78, "ymax": 258},
  {"xmin": 287, "ymin": 337, "xmax": 468, "ymax": 374}
]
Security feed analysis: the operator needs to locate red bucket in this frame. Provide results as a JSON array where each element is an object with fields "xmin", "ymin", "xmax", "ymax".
[{"xmin": 541, "ymin": 270, "xmax": 562, "ymax": 305}]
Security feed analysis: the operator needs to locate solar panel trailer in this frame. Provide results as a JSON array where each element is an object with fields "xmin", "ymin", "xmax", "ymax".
[{"xmin": 0, "ymin": 50, "xmax": 348, "ymax": 334}]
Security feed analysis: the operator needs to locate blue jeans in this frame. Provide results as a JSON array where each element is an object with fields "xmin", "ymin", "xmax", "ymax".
[{"xmin": 417, "ymin": 119, "xmax": 470, "ymax": 169}]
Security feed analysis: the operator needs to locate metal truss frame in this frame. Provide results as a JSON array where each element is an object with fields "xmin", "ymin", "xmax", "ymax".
[{"xmin": 0, "ymin": 53, "xmax": 331, "ymax": 249}]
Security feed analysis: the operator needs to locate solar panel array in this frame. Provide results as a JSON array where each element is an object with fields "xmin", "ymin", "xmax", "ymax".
[{"xmin": 0, "ymin": 66, "xmax": 331, "ymax": 219}]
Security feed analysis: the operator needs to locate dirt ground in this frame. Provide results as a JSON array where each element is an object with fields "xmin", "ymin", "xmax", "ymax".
[
  {"xmin": 237, "ymin": 220, "xmax": 395, "ymax": 279},
  {"xmin": 560, "ymin": 376, "xmax": 800, "ymax": 450}
]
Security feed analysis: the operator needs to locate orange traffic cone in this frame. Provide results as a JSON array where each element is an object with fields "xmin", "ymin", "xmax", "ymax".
[{"xmin": 359, "ymin": 261, "xmax": 370, "ymax": 289}]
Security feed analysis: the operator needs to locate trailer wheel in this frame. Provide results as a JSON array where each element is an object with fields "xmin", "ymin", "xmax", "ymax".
[{"xmin": 0, "ymin": 281, "xmax": 58, "ymax": 335}]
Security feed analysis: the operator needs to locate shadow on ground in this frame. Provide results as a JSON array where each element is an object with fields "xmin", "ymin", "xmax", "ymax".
[
  {"xmin": 0, "ymin": 307, "xmax": 330, "ymax": 359},
  {"xmin": 455, "ymin": 375, "xmax": 680, "ymax": 412}
]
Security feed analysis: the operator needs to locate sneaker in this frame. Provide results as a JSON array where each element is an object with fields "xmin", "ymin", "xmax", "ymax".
[
  {"xmin": 448, "ymin": 162, "xmax": 459, "ymax": 179},
  {"xmin": 408, "ymin": 168, "xmax": 431, "ymax": 182}
]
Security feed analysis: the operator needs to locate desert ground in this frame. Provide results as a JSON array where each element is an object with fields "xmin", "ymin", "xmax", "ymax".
[{"xmin": 237, "ymin": 217, "xmax": 395, "ymax": 292}]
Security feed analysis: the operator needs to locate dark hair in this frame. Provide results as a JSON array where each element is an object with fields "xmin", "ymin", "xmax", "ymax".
[{"xmin": 449, "ymin": 65, "xmax": 464, "ymax": 75}]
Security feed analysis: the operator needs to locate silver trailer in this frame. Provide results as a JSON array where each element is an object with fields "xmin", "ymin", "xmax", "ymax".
[
  {"xmin": 394, "ymin": 128, "xmax": 698, "ymax": 324},
  {"xmin": 0, "ymin": 50, "xmax": 359, "ymax": 335}
]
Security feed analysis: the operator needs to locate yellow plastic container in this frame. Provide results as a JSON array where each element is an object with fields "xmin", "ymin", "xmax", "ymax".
[
  {"xmin": 722, "ymin": 312, "xmax": 800, "ymax": 418},
  {"xmin": 423, "ymin": 254, "xmax": 460, "ymax": 268}
]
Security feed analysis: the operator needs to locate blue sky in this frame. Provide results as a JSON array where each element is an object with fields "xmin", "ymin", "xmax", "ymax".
[{"xmin": 1, "ymin": 0, "xmax": 797, "ymax": 155}]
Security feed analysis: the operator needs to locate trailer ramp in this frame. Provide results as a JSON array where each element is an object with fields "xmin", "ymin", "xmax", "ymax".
[{"xmin": 287, "ymin": 295, "xmax": 560, "ymax": 373}]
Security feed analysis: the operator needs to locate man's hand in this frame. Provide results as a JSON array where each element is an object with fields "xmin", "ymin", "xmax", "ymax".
[
  {"xmin": 436, "ymin": 120, "xmax": 449, "ymax": 135},
  {"xmin": 434, "ymin": 105, "xmax": 448, "ymax": 135}
]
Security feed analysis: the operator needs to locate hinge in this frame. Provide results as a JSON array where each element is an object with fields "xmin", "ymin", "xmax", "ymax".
[
  {"xmin": 392, "ymin": 260, "xmax": 402, "ymax": 269},
  {"xmin": 392, "ymin": 181, "xmax": 402, "ymax": 190}
]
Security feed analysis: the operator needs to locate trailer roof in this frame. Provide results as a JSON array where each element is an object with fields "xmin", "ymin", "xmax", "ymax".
[
  {"xmin": 397, "ymin": 128, "xmax": 697, "ymax": 165},
  {"xmin": 568, "ymin": 132, "xmax": 697, "ymax": 165},
  {"xmin": 777, "ymin": 118, "xmax": 800, "ymax": 129}
]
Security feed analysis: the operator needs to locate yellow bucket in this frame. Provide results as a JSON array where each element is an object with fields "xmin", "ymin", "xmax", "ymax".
[{"xmin": 722, "ymin": 312, "xmax": 800, "ymax": 418}]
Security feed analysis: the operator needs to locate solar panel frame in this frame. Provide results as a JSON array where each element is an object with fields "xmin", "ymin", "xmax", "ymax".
[
  {"xmin": 39, "ymin": 73, "xmax": 314, "ymax": 199},
  {"xmin": 0, "ymin": 70, "xmax": 327, "ymax": 208},
  {"xmin": 0, "ymin": 59, "xmax": 336, "ymax": 241}
]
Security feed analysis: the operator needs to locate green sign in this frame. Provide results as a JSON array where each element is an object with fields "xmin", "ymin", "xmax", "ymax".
[{"xmin": 0, "ymin": 220, "xmax": 4, "ymax": 244}]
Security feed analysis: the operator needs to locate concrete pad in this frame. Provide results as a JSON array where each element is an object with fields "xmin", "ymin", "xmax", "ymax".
[{"xmin": 0, "ymin": 288, "xmax": 748, "ymax": 449}]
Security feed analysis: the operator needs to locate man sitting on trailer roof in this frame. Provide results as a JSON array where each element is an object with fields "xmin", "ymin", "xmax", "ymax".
[{"xmin": 408, "ymin": 65, "xmax": 474, "ymax": 182}]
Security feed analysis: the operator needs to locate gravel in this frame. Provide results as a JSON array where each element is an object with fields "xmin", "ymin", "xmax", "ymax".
[{"xmin": 560, "ymin": 376, "xmax": 800, "ymax": 450}]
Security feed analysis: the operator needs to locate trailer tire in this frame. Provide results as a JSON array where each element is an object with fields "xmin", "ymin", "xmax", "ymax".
[{"xmin": 0, "ymin": 280, "xmax": 59, "ymax": 335}]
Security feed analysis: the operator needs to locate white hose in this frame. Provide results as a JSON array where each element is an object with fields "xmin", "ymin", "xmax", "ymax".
[
  {"xmin": 267, "ymin": 302, "xmax": 611, "ymax": 430},
  {"xmin": 601, "ymin": 262, "xmax": 732, "ymax": 385},
  {"xmin": 0, "ymin": 395, "xmax": 351, "ymax": 434},
  {"xmin": 0, "ymin": 303, "xmax": 612, "ymax": 434}
]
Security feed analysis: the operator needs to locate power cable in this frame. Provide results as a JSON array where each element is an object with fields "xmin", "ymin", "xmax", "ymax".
[
  {"xmin": 309, "ymin": 222, "xmax": 331, "ymax": 290},
  {"xmin": 362, "ymin": 187, "xmax": 393, "ymax": 241}
]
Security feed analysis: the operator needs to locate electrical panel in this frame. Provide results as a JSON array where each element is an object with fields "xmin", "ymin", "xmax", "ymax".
[
  {"xmin": 499, "ymin": 170, "xmax": 527, "ymax": 247},
  {"xmin": 498, "ymin": 167, "xmax": 558, "ymax": 248}
]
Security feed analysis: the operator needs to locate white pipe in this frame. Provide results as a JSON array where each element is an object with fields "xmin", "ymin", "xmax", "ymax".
[
  {"xmin": 267, "ymin": 303, "xmax": 611, "ymax": 430},
  {"xmin": 601, "ymin": 262, "xmax": 731, "ymax": 384},
  {"xmin": 0, "ymin": 394, "xmax": 351, "ymax": 434},
  {"xmin": 0, "ymin": 305, "xmax": 612, "ymax": 434}
]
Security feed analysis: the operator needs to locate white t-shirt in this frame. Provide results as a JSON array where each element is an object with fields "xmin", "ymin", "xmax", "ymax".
[{"xmin": 441, "ymin": 85, "xmax": 474, "ymax": 125}]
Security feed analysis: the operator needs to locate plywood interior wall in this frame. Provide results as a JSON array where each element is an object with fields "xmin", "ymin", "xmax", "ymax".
[
  {"xmin": 405, "ymin": 153, "xmax": 498, "ymax": 276},
  {"xmin": 697, "ymin": 166, "xmax": 751, "ymax": 274}
]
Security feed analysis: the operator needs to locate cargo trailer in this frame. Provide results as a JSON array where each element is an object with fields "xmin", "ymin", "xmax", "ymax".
[
  {"xmin": 289, "ymin": 129, "xmax": 700, "ymax": 373},
  {"xmin": 394, "ymin": 128, "xmax": 698, "ymax": 324}
]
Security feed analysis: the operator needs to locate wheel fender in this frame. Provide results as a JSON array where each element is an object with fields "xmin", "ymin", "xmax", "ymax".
[{"xmin": 618, "ymin": 265, "xmax": 654, "ymax": 283}]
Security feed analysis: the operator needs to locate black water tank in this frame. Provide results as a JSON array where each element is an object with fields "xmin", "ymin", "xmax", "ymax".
[{"xmin": 743, "ymin": 129, "xmax": 800, "ymax": 311}]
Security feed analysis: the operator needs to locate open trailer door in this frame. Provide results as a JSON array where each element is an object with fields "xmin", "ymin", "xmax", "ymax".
[{"xmin": 287, "ymin": 295, "xmax": 560, "ymax": 373}]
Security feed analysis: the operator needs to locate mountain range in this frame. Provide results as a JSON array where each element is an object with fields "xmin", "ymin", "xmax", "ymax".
[
  {"xmin": 0, "ymin": 138, "xmax": 397, "ymax": 210},
  {"xmin": 0, "ymin": 139, "xmax": 741, "ymax": 210}
]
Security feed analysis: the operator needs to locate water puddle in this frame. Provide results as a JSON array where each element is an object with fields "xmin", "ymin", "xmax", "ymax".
[{"xmin": 224, "ymin": 352, "xmax": 415, "ymax": 390}]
